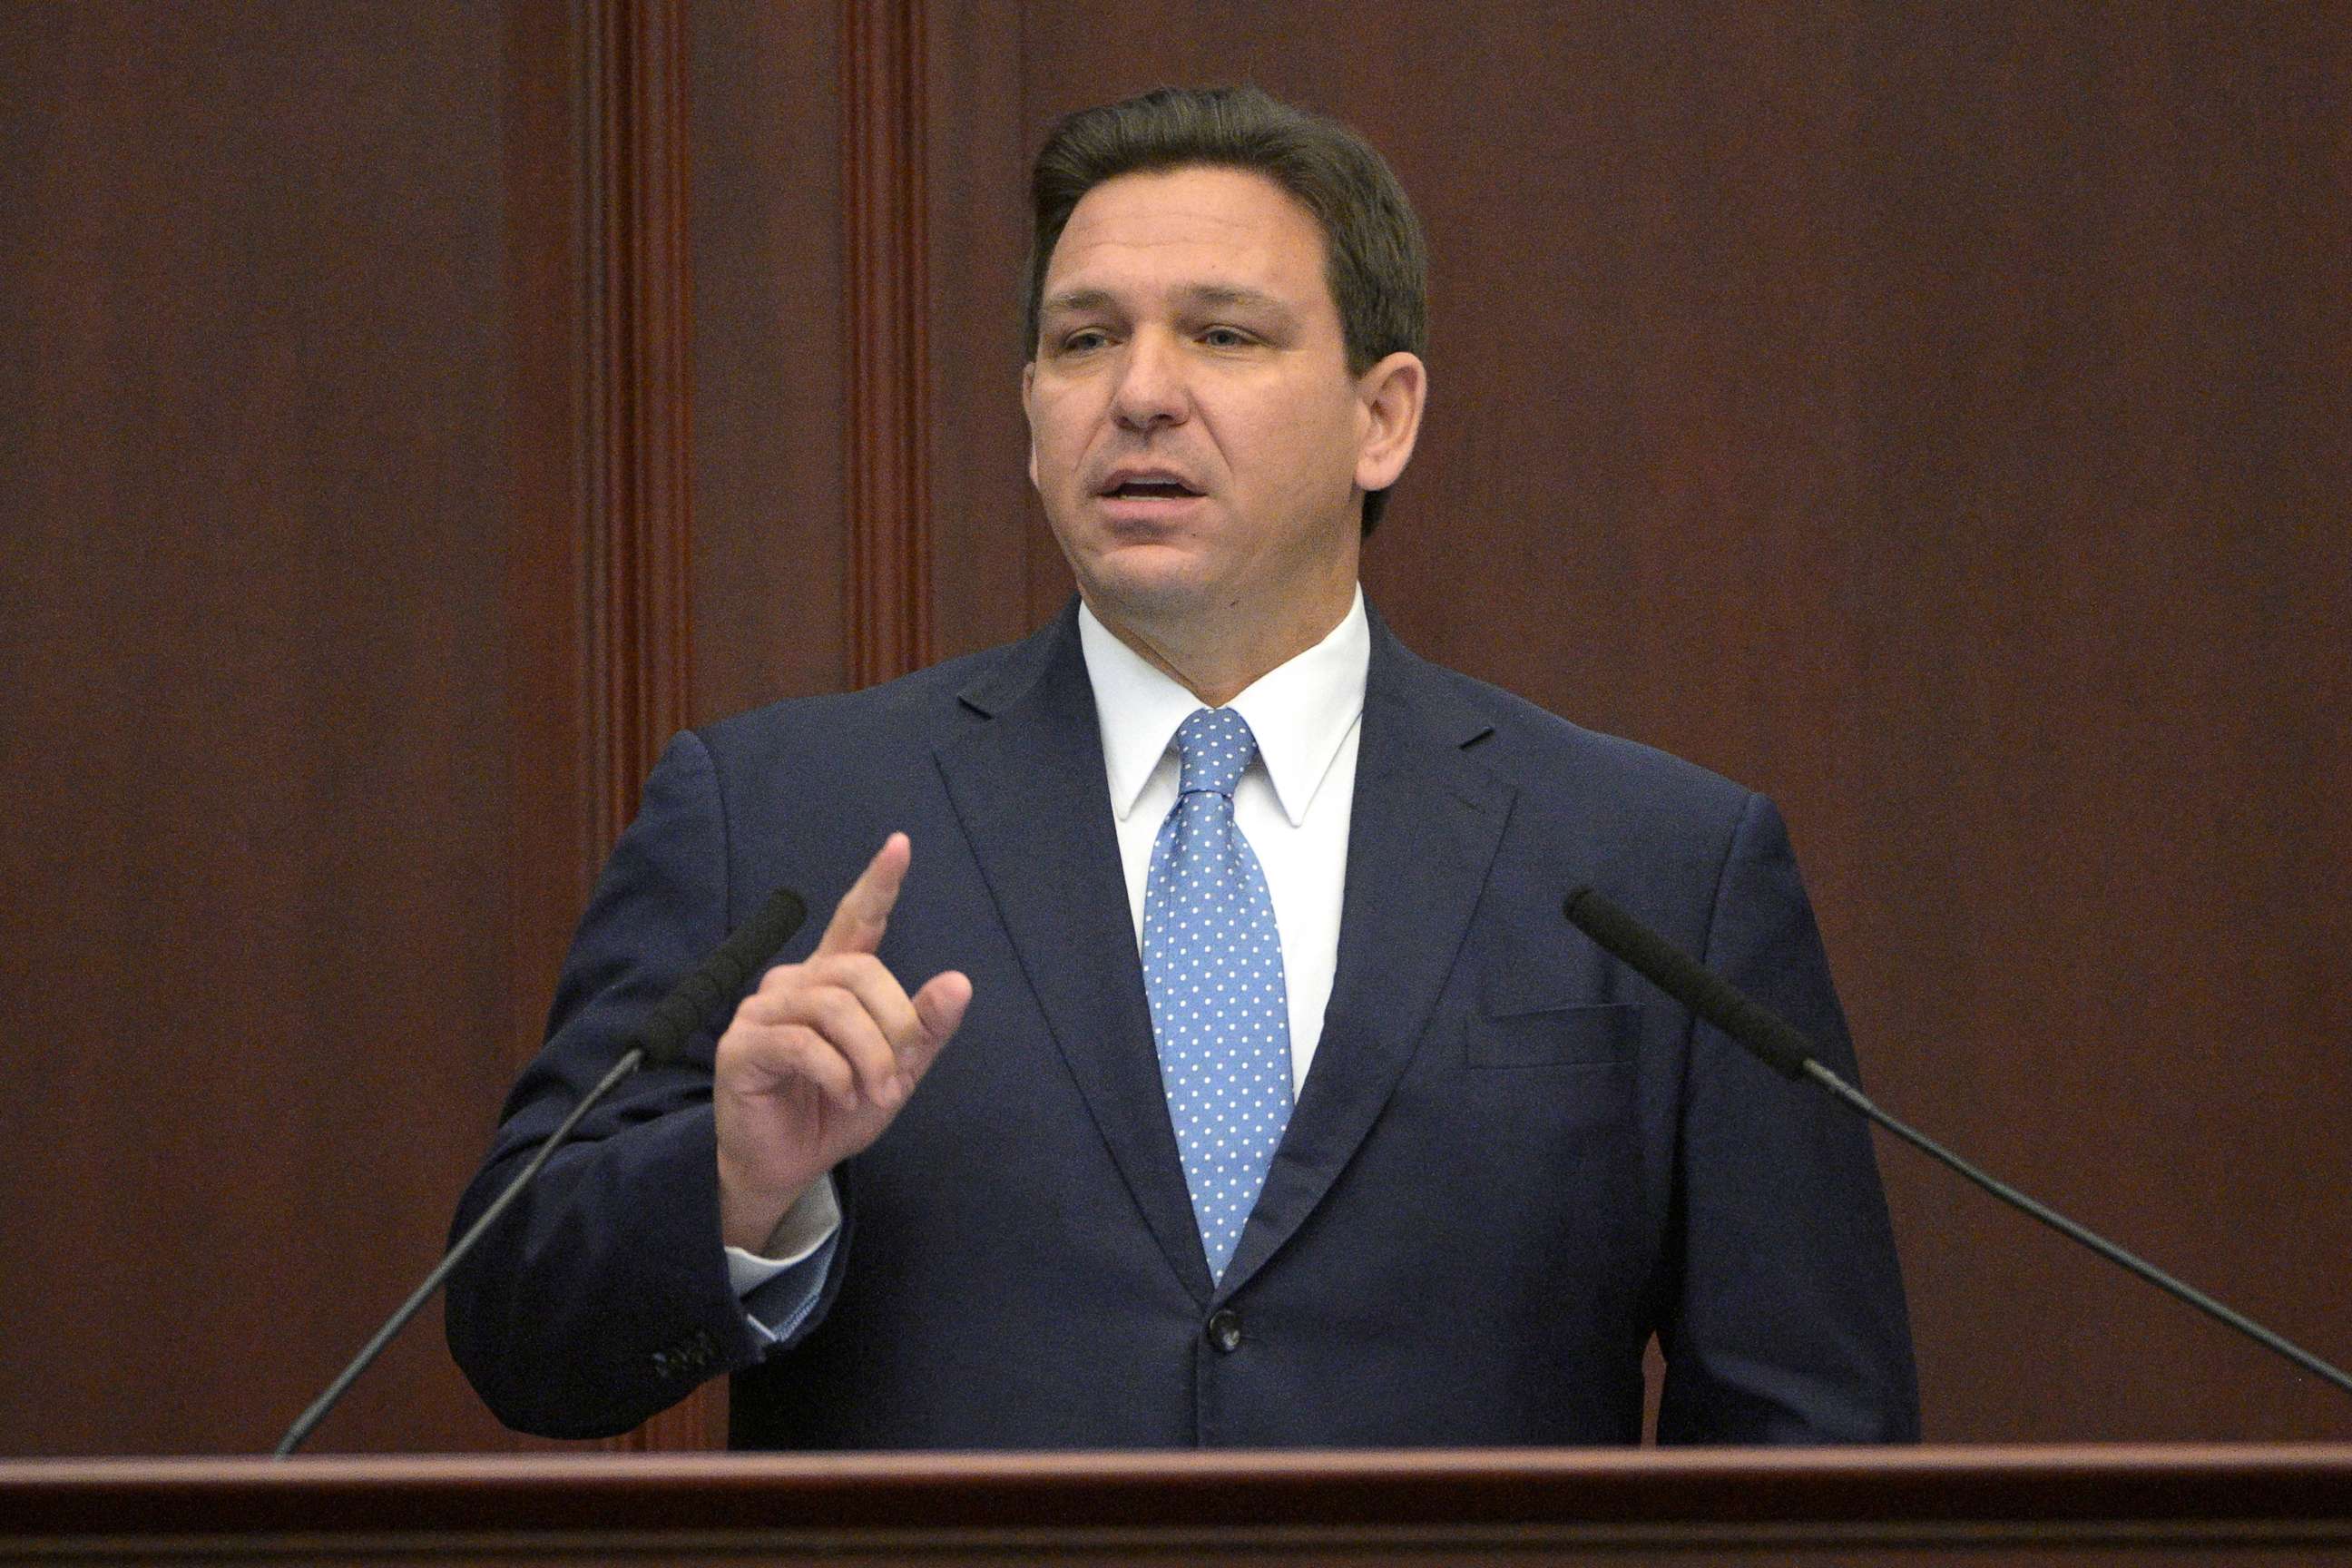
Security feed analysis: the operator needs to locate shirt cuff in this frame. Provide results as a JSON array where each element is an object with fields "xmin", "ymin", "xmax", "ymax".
[{"xmin": 724, "ymin": 1175, "xmax": 841, "ymax": 1295}]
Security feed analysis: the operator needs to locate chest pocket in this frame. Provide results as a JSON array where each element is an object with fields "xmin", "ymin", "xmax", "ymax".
[{"xmin": 1465, "ymin": 1000, "xmax": 1643, "ymax": 1070}]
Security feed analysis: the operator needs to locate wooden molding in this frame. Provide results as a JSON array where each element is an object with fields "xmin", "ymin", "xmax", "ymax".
[
  {"xmin": 841, "ymin": 0, "xmax": 935, "ymax": 687},
  {"xmin": 574, "ymin": 0, "xmax": 713, "ymax": 1455},
  {"xmin": 15, "ymin": 1447, "xmax": 2352, "ymax": 1555},
  {"xmin": 583, "ymin": 0, "xmax": 695, "ymax": 847},
  {"xmin": 504, "ymin": 0, "xmax": 596, "ymax": 1075}
]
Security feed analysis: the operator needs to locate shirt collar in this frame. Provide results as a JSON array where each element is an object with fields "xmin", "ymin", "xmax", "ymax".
[{"xmin": 1079, "ymin": 587, "xmax": 1370, "ymax": 828}]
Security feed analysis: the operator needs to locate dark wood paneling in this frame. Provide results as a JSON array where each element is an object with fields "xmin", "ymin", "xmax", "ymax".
[
  {"xmin": 840, "ymin": 0, "xmax": 936, "ymax": 686},
  {"xmin": 578, "ymin": 0, "xmax": 716, "ymax": 1455},
  {"xmin": 686, "ymin": 0, "xmax": 1026, "ymax": 722},
  {"xmin": 581, "ymin": 0, "xmax": 696, "ymax": 848},
  {"xmin": 1825, "ymin": 5, "xmax": 2352, "ymax": 1444},
  {"xmin": 921, "ymin": 0, "xmax": 1056, "ymax": 658},
  {"xmin": 0, "ymin": 3, "xmax": 577, "ymax": 1455},
  {"xmin": 687, "ymin": 0, "xmax": 848, "ymax": 717},
  {"xmin": 0, "ymin": 0, "xmax": 713, "ymax": 1455},
  {"xmin": 504, "ymin": 0, "xmax": 598, "ymax": 1066}
]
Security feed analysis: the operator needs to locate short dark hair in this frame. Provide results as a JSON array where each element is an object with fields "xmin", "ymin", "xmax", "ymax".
[{"xmin": 1026, "ymin": 86, "xmax": 1427, "ymax": 534}]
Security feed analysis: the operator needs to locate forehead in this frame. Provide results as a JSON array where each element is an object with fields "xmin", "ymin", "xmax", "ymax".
[{"xmin": 1043, "ymin": 165, "xmax": 1333, "ymax": 309}]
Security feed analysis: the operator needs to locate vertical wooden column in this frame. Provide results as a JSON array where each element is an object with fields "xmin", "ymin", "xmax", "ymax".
[
  {"xmin": 841, "ymin": 0, "xmax": 936, "ymax": 686},
  {"xmin": 583, "ymin": 0, "xmax": 696, "ymax": 845},
  {"xmin": 574, "ymin": 0, "xmax": 711, "ymax": 1454}
]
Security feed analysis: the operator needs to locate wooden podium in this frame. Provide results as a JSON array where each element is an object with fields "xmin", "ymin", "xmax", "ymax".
[{"xmin": 3, "ymin": 1445, "xmax": 2348, "ymax": 1563}]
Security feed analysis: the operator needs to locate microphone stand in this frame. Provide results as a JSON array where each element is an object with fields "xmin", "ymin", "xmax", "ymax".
[{"xmin": 1564, "ymin": 886, "xmax": 2352, "ymax": 1401}]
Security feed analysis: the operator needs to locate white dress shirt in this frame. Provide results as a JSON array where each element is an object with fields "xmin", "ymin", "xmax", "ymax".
[
  {"xmin": 727, "ymin": 588, "xmax": 1370, "ymax": 1309},
  {"xmin": 1078, "ymin": 588, "xmax": 1367, "ymax": 1090}
]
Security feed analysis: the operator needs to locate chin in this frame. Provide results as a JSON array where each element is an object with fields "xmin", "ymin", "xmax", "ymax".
[{"xmin": 1075, "ymin": 554, "xmax": 1219, "ymax": 625}]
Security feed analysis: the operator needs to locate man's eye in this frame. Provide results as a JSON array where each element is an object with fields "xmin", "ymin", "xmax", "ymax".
[
  {"xmin": 1200, "ymin": 327, "xmax": 1253, "ymax": 348},
  {"xmin": 1060, "ymin": 329, "xmax": 1109, "ymax": 354}
]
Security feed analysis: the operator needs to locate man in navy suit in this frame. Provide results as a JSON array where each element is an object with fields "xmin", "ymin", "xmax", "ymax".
[{"xmin": 448, "ymin": 85, "xmax": 1919, "ymax": 1447}]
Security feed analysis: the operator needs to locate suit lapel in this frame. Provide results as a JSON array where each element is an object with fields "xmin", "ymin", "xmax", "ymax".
[
  {"xmin": 1218, "ymin": 612, "xmax": 1514, "ymax": 1298},
  {"xmin": 933, "ymin": 608, "xmax": 1217, "ymax": 1305}
]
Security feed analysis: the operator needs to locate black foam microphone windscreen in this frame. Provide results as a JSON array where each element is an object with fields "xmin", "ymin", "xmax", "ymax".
[{"xmin": 1563, "ymin": 887, "xmax": 1814, "ymax": 1078}]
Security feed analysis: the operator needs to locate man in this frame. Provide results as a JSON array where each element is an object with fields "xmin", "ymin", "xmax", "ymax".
[{"xmin": 448, "ymin": 85, "xmax": 1919, "ymax": 1447}]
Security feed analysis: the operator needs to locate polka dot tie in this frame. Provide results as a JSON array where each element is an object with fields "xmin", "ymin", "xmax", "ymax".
[{"xmin": 1142, "ymin": 706, "xmax": 1294, "ymax": 1282}]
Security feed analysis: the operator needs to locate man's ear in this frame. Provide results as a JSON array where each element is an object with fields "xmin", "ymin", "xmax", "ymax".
[
  {"xmin": 1021, "ymin": 360, "xmax": 1040, "ymax": 490},
  {"xmin": 1354, "ymin": 351, "xmax": 1426, "ymax": 494}
]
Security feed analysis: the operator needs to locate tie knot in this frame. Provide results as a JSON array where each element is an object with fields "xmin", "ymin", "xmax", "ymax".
[{"xmin": 1173, "ymin": 706, "xmax": 1257, "ymax": 798}]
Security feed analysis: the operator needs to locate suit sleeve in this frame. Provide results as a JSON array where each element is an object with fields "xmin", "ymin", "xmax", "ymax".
[
  {"xmin": 1654, "ymin": 792, "xmax": 1923, "ymax": 1443},
  {"xmin": 443, "ymin": 730, "xmax": 848, "ymax": 1439}
]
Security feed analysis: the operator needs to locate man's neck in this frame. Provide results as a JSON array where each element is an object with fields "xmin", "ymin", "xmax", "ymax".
[{"xmin": 1084, "ymin": 587, "xmax": 1357, "ymax": 706}]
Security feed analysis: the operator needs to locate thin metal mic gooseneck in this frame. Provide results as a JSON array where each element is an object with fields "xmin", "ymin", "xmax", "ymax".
[
  {"xmin": 1562, "ymin": 886, "xmax": 2352, "ymax": 1402},
  {"xmin": 273, "ymin": 882, "xmax": 808, "ymax": 1457}
]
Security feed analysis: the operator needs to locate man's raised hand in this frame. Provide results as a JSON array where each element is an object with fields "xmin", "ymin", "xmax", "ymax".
[{"xmin": 712, "ymin": 833, "xmax": 971, "ymax": 1253}]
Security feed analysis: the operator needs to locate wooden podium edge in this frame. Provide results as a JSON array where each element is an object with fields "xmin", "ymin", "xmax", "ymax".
[{"xmin": 2, "ymin": 1445, "xmax": 2349, "ymax": 1553}]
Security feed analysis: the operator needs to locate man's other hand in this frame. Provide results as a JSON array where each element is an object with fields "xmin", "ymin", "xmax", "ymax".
[{"xmin": 713, "ymin": 833, "xmax": 971, "ymax": 1253}]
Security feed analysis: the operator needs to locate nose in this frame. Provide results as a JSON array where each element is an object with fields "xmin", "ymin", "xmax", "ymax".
[{"xmin": 1110, "ymin": 328, "xmax": 1188, "ymax": 431}]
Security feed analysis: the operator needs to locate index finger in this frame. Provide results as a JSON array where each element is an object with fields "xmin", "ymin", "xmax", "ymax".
[{"xmin": 815, "ymin": 831, "xmax": 912, "ymax": 957}]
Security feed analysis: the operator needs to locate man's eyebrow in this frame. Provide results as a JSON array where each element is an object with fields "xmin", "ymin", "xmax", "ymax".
[
  {"xmin": 1178, "ymin": 284, "xmax": 1297, "ymax": 319},
  {"xmin": 1038, "ymin": 284, "xmax": 1301, "ymax": 321},
  {"xmin": 1039, "ymin": 288, "xmax": 1117, "ymax": 318}
]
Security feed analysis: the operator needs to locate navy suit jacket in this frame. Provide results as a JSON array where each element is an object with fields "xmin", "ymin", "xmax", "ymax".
[{"xmin": 447, "ymin": 602, "xmax": 1919, "ymax": 1446}]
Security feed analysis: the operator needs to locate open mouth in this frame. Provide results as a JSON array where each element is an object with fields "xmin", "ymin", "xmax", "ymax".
[{"xmin": 1102, "ymin": 479, "xmax": 1203, "ymax": 500}]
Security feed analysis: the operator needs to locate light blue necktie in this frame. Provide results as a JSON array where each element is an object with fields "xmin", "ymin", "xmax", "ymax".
[{"xmin": 1142, "ymin": 706, "xmax": 1294, "ymax": 1281}]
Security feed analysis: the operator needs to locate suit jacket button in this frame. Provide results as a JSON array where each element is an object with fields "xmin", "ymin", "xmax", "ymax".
[{"xmin": 1205, "ymin": 1309, "xmax": 1243, "ymax": 1353}]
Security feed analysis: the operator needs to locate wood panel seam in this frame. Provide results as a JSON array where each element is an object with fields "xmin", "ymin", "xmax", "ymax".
[{"xmin": 842, "ymin": 0, "xmax": 936, "ymax": 688}]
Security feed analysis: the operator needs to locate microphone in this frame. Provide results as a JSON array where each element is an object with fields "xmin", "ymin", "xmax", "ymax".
[
  {"xmin": 634, "ymin": 882, "xmax": 811, "ymax": 1066},
  {"xmin": 274, "ymin": 881, "xmax": 808, "ymax": 1456},
  {"xmin": 1563, "ymin": 885, "xmax": 2352, "ymax": 1401},
  {"xmin": 1563, "ymin": 887, "xmax": 1815, "ymax": 1078}
]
